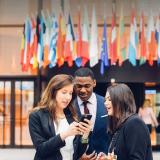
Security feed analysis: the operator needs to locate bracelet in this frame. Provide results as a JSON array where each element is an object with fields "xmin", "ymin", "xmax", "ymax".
[{"xmin": 81, "ymin": 137, "xmax": 88, "ymax": 144}]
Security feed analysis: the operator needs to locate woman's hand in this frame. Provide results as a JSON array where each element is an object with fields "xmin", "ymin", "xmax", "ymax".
[
  {"xmin": 96, "ymin": 152, "xmax": 107, "ymax": 160},
  {"xmin": 60, "ymin": 121, "xmax": 80, "ymax": 140},
  {"xmin": 79, "ymin": 119, "xmax": 92, "ymax": 138}
]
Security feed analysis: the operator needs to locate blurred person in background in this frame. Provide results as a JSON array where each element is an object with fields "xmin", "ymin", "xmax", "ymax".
[
  {"xmin": 138, "ymin": 99, "xmax": 158, "ymax": 133},
  {"xmin": 156, "ymin": 111, "xmax": 160, "ymax": 133}
]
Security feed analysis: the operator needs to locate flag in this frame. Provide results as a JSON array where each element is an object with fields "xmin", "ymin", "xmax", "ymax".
[
  {"xmin": 22, "ymin": 17, "xmax": 31, "ymax": 71},
  {"xmin": 89, "ymin": 5, "xmax": 98, "ymax": 67},
  {"xmin": 117, "ymin": 6, "xmax": 127, "ymax": 66},
  {"xmin": 100, "ymin": 20, "xmax": 109, "ymax": 75},
  {"xmin": 56, "ymin": 14, "xmax": 66, "ymax": 67},
  {"xmin": 147, "ymin": 11, "xmax": 156, "ymax": 66},
  {"xmin": 29, "ymin": 17, "xmax": 35, "ymax": 68},
  {"xmin": 75, "ymin": 11, "xmax": 82, "ymax": 67},
  {"xmin": 37, "ymin": 14, "xmax": 45, "ymax": 68},
  {"xmin": 110, "ymin": 8, "xmax": 117, "ymax": 65},
  {"xmin": 32, "ymin": 15, "xmax": 40, "ymax": 70},
  {"xmin": 64, "ymin": 14, "xmax": 75, "ymax": 67},
  {"xmin": 49, "ymin": 14, "xmax": 58, "ymax": 68},
  {"xmin": 128, "ymin": 9, "xmax": 138, "ymax": 66},
  {"xmin": 155, "ymin": 16, "xmax": 160, "ymax": 65},
  {"xmin": 81, "ymin": 6, "xmax": 89, "ymax": 67},
  {"xmin": 43, "ymin": 13, "xmax": 52, "ymax": 68},
  {"xmin": 139, "ymin": 12, "xmax": 147, "ymax": 65},
  {"xmin": 20, "ymin": 24, "xmax": 25, "ymax": 71},
  {"xmin": 29, "ymin": 16, "xmax": 38, "ymax": 73}
]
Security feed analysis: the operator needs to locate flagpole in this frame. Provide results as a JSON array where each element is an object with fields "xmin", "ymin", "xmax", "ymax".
[
  {"xmin": 61, "ymin": 0, "xmax": 65, "ymax": 14},
  {"xmin": 38, "ymin": 0, "xmax": 43, "ymax": 15},
  {"xmin": 103, "ymin": 0, "xmax": 106, "ymax": 20}
]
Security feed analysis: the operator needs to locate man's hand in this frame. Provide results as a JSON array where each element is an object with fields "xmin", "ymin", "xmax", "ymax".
[{"xmin": 80, "ymin": 151, "xmax": 97, "ymax": 160}]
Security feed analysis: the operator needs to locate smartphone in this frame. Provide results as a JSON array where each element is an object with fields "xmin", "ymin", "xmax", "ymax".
[{"xmin": 80, "ymin": 114, "xmax": 92, "ymax": 123}]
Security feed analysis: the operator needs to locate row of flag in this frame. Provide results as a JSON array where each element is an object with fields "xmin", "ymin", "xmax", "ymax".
[{"xmin": 20, "ymin": 6, "xmax": 160, "ymax": 75}]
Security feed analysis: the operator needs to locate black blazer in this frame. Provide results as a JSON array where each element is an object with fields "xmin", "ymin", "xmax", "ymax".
[
  {"xmin": 113, "ymin": 114, "xmax": 153, "ymax": 160},
  {"xmin": 74, "ymin": 94, "xmax": 109, "ymax": 154},
  {"xmin": 29, "ymin": 108, "xmax": 88, "ymax": 160}
]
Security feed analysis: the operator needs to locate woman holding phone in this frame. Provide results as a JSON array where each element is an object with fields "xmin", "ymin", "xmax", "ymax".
[{"xmin": 29, "ymin": 74, "xmax": 92, "ymax": 160}]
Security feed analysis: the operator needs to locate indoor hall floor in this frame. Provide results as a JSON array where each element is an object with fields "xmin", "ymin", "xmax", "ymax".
[{"xmin": 0, "ymin": 149, "xmax": 159, "ymax": 160}]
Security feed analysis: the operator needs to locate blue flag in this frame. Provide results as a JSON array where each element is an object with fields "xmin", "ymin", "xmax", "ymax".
[{"xmin": 100, "ymin": 21, "xmax": 109, "ymax": 75}]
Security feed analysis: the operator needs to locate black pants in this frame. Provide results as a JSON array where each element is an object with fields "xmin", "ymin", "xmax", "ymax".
[
  {"xmin": 156, "ymin": 125, "xmax": 160, "ymax": 133},
  {"xmin": 146, "ymin": 124, "xmax": 152, "ymax": 133}
]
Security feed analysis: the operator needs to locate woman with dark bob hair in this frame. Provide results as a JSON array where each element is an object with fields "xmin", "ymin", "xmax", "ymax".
[
  {"xmin": 29, "ymin": 74, "xmax": 92, "ymax": 160},
  {"xmin": 97, "ymin": 83, "xmax": 153, "ymax": 160}
]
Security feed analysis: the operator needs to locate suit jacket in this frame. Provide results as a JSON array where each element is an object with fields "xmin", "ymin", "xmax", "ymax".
[
  {"xmin": 112, "ymin": 114, "xmax": 153, "ymax": 160},
  {"xmin": 74, "ymin": 94, "xmax": 109, "ymax": 154},
  {"xmin": 29, "ymin": 108, "xmax": 88, "ymax": 160}
]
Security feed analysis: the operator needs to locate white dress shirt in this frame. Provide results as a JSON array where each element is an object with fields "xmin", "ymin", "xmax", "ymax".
[
  {"xmin": 54, "ymin": 118, "xmax": 74, "ymax": 160},
  {"xmin": 77, "ymin": 93, "xmax": 97, "ymax": 130}
]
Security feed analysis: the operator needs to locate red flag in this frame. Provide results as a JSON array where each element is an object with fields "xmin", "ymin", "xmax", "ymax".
[
  {"xmin": 29, "ymin": 17, "xmax": 38, "ymax": 72},
  {"xmin": 147, "ymin": 11, "xmax": 156, "ymax": 66},
  {"xmin": 139, "ymin": 12, "xmax": 147, "ymax": 65}
]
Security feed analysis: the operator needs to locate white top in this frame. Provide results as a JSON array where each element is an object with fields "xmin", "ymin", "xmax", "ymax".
[
  {"xmin": 77, "ymin": 93, "xmax": 97, "ymax": 130},
  {"xmin": 54, "ymin": 118, "xmax": 75, "ymax": 160},
  {"xmin": 138, "ymin": 107, "xmax": 158, "ymax": 127}
]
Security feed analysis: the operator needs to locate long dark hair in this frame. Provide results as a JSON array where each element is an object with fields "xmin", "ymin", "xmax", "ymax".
[
  {"xmin": 38, "ymin": 74, "xmax": 77, "ymax": 121},
  {"xmin": 107, "ymin": 83, "xmax": 136, "ymax": 133}
]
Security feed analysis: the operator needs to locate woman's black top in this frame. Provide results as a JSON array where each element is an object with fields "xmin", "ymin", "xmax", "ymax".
[{"xmin": 109, "ymin": 114, "xmax": 153, "ymax": 160}]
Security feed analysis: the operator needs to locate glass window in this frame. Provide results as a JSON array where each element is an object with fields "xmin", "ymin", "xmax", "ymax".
[
  {"xmin": 0, "ymin": 81, "xmax": 11, "ymax": 145},
  {"xmin": 15, "ymin": 81, "xmax": 34, "ymax": 145},
  {"xmin": 145, "ymin": 89, "xmax": 160, "ymax": 146}
]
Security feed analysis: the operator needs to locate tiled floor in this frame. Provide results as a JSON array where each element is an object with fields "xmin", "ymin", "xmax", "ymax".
[
  {"xmin": 153, "ymin": 152, "xmax": 160, "ymax": 160},
  {"xmin": 0, "ymin": 149, "xmax": 159, "ymax": 160}
]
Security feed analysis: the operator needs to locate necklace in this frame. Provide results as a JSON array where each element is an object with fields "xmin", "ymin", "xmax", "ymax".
[{"xmin": 56, "ymin": 115, "xmax": 65, "ymax": 119}]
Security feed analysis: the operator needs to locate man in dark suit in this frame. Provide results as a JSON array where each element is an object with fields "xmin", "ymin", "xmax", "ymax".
[{"xmin": 74, "ymin": 67, "xmax": 109, "ymax": 160}]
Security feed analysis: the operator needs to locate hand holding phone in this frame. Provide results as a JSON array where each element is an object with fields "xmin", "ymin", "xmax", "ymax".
[{"xmin": 79, "ymin": 114, "xmax": 92, "ymax": 137}]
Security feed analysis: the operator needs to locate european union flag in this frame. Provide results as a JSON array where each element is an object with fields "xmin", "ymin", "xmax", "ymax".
[{"xmin": 100, "ymin": 21, "xmax": 109, "ymax": 75}]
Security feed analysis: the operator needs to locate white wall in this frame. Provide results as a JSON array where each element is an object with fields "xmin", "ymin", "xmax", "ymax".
[{"xmin": 0, "ymin": 0, "xmax": 38, "ymax": 75}]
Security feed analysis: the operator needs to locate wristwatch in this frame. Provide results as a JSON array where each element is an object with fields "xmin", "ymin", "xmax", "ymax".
[{"xmin": 81, "ymin": 137, "xmax": 88, "ymax": 144}]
